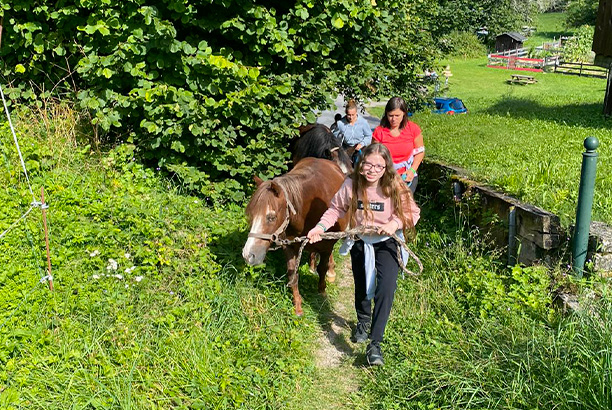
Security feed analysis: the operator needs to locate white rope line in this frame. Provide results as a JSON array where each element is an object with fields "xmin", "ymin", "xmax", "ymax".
[
  {"xmin": 0, "ymin": 84, "xmax": 54, "ymax": 333},
  {"xmin": 0, "ymin": 200, "xmax": 47, "ymax": 242},
  {"xmin": 0, "ymin": 83, "xmax": 35, "ymax": 201}
]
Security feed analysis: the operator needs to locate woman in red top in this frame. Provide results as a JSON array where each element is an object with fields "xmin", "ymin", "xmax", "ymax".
[{"xmin": 372, "ymin": 97, "xmax": 425, "ymax": 193}]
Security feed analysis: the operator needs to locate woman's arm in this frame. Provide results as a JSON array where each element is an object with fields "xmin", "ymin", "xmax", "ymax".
[
  {"xmin": 411, "ymin": 133, "xmax": 425, "ymax": 173},
  {"xmin": 360, "ymin": 119, "xmax": 373, "ymax": 146}
]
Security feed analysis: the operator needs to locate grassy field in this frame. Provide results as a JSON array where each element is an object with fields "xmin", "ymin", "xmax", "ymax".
[
  {"xmin": 0, "ymin": 110, "xmax": 329, "ymax": 408},
  {"xmin": 370, "ymin": 58, "xmax": 610, "ymax": 226},
  {"xmin": 2, "ymin": 104, "xmax": 612, "ymax": 409},
  {"xmin": 524, "ymin": 11, "xmax": 574, "ymax": 47}
]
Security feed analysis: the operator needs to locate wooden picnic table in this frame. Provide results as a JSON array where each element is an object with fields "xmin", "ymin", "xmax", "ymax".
[{"xmin": 508, "ymin": 74, "xmax": 537, "ymax": 84}]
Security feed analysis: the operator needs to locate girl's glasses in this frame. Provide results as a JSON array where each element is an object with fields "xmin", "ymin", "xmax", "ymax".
[{"xmin": 362, "ymin": 162, "xmax": 385, "ymax": 172}]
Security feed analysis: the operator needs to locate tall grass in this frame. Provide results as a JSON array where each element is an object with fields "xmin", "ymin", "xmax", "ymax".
[
  {"xmin": 353, "ymin": 203, "xmax": 612, "ymax": 409},
  {"xmin": 0, "ymin": 104, "xmax": 327, "ymax": 408}
]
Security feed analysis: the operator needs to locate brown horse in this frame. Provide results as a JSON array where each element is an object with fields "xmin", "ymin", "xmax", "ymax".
[{"xmin": 242, "ymin": 157, "xmax": 347, "ymax": 316}]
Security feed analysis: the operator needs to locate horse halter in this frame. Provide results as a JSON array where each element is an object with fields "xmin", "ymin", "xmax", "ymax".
[{"xmin": 247, "ymin": 179, "xmax": 296, "ymax": 245}]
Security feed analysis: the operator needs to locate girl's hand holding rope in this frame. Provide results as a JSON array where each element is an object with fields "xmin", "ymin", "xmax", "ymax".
[
  {"xmin": 306, "ymin": 225, "xmax": 325, "ymax": 243},
  {"xmin": 378, "ymin": 220, "xmax": 399, "ymax": 236},
  {"xmin": 302, "ymin": 225, "xmax": 422, "ymax": 277}
]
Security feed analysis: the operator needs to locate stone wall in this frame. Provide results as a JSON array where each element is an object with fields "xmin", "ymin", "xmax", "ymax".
[{"xmin": 589, "ymin": 221, "xmax": 612, "ymax": 274}]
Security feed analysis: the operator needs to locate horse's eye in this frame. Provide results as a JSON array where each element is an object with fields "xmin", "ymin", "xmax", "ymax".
[{"xmin": 266, "ymin": 214, "xmax": 277, "ymax": 223}]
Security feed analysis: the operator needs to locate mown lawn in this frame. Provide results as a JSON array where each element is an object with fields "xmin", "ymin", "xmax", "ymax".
[
  {"xmin": 371, "ymin": 57, "xmax": 611, "ymax": 225},
  {"xmin": 524, "ymin": 11, "xmax": 573, "ymax": 48}
]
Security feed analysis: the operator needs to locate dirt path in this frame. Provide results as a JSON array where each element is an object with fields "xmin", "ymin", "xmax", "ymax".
[{"xmin": 288, "ymin": 256, "xmax": 368, "ymax": 410}]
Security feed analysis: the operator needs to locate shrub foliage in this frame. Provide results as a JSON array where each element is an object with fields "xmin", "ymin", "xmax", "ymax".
[
  {"xmin": 438, "ymin": 31, "xmax": 488, "ymax": 59},
  {"xmin": 0, "ymin": 0, "xmax": 437, "ymax": 202}
]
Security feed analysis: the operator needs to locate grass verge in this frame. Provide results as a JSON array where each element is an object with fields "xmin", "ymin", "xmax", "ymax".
[{"xmin": 0, "ymin": 105, "xmax": 326, "ymax": 408}]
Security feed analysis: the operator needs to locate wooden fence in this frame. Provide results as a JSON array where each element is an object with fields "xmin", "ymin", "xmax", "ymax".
[
  {"xmin": 487, "ymin": 53, "xmax": 559, "ymax": 72},
  {"xmin": 493, "ymin": 48, "xmax": 529, "ymax": 58},
  {"xmin": 554, "ymin": 61, "xmax": 609, "ymax": 79}
]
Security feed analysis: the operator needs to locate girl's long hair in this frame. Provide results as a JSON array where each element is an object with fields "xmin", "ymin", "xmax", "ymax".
[
  {"xmin": 347, "ymin": 143, "xmax": 416, "ymax": 240},
  {"xmin": 379, "ymin": 96, "xmax": 409, "ymax": 130}
]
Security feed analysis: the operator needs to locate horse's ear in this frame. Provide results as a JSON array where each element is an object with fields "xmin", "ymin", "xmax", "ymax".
[
  {"xmin": 269, "ymin": 181, "xmax": 281, "ymax": 197},
  {"xmin": 329, "ymin": 149, "xmax": 339, "ymax": 162},
  {"xmin": 254, "ymin": 175, "xmax": 264, "ymax": 186}
]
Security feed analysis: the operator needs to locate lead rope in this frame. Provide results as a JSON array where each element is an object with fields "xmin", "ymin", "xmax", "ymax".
[{"xmin": 286, "ymin": 226, "xmax": 423, "ymax": 287}]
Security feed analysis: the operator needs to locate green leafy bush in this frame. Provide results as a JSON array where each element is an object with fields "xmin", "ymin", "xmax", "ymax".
[
  {"xmin": 438, "ymin": 31, "xmax": 488, "ymax": 59},
  {"xmin": 563, "ymin": 24, "xmax": 595, "ymax": 62},
  {"xmin": 0, "ymin": 0, "xmax": 437, "ymax": 203},
  {"xmin": 429, "ymin": 0, "xmax": 537, "ymax": 43},
  {"xmin": 565, "ymin": 0, "xmax": 599, "ymax": 27}
]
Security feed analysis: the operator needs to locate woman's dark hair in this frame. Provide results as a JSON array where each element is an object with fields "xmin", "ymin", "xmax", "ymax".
[{"xmin": 380, "ymin": 96, "xmax": 408, "ymax": 130}]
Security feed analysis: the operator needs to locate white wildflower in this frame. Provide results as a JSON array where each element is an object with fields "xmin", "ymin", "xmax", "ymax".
[
  {"xmin": 125, "ymin": 266, "xmax": 136, "ymax": 274},
  {"xmin": 106, "ymin": 258, "xmax": 118, "ymax": 271},
  {"xmin": 113, "ymin": 274, "xmax": 124, "ymax": 280},
  {"xmin": 92, "ymin": 274, "xmax": 100, "ymax": 280},
  {"xmin": 90, "ymin": 250, "xmax": 100, "ymax": 257},
  {"xmin": 134, "ymin": 276, "xmax": 144, "ymax": 282},
  {"xmin": 124, "ymin": 252, "xmax": 131, "ymax": 259}
]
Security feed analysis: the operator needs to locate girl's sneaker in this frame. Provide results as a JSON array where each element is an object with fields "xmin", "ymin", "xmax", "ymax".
[
  {"xmin": 351, "ymin": 322, "xmax": 369, "ymax": 343},
  {"xmin": 366, "ymin": 342, "xmax": 384, "ymax": 366}
]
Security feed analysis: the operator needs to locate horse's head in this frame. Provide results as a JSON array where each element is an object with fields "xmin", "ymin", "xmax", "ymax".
[{"xmin": 242, "ymin": 177, "xmax": 293, "ymax": 266}]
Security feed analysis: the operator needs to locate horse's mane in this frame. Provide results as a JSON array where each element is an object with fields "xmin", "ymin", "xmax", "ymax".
[
  {"xmin": 246, "ymin": 168, "xmax": 309, "ymax": 220},
  {"xmin": 292, "ymin": 124, "xmax": 352, "ymax": 171}
]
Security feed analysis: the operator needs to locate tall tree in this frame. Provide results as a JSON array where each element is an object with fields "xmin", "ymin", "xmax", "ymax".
[
  {"xmin": 427, "ymin": 0, "xmax": 537, "ymax": 43},
  {"xmin": 565, "ymin": 0, "xmax": 599, "ymax": 27}
]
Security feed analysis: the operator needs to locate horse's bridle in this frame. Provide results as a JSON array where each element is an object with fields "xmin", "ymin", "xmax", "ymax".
[{"xmin": 247, "ymin": 179, "xmax": 296, "ymax": 244}]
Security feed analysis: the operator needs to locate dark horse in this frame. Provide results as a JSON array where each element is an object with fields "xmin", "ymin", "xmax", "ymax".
[
  {"xmin": 291, "ymin": 123, "xmax": 353, "ymax": 174},
  {"xmin": 242, "ymin": 158, "xmax": 347, "ymax": 316}
]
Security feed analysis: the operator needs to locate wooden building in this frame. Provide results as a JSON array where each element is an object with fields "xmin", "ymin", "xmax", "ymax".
[
  {"xmin": 495, "ymin": 32, "xmax": 527, "ymax": 53},
  {"xmin": 593, "ymin": 0, "xmax": 612, "ymax": 115}
]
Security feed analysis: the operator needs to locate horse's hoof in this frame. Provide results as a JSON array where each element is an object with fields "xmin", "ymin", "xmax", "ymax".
[{"xmin": 326, "ymin": 272, "xmax": 336, "ymax": 283}]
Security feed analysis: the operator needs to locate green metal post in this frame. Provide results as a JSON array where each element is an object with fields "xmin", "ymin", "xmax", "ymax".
[{"xmin": 572, "ymin": 137, "xmax": 600, "ymax": 277}]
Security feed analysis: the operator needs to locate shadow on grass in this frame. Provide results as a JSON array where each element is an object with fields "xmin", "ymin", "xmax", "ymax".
[
  {"xmin": 299, "ymin": 270, "xmax": 371, "ymax": 367},
  {"xmin": 210, "ymin": 227, "xmax": 371, "ymax": 366},
  {"xmin": 485, "ymin": 98, "xmax": 610, "ymax": 129},
  {"xmin": 208, "ymin": 227, "xmax": 287, "ymax": 286}
]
